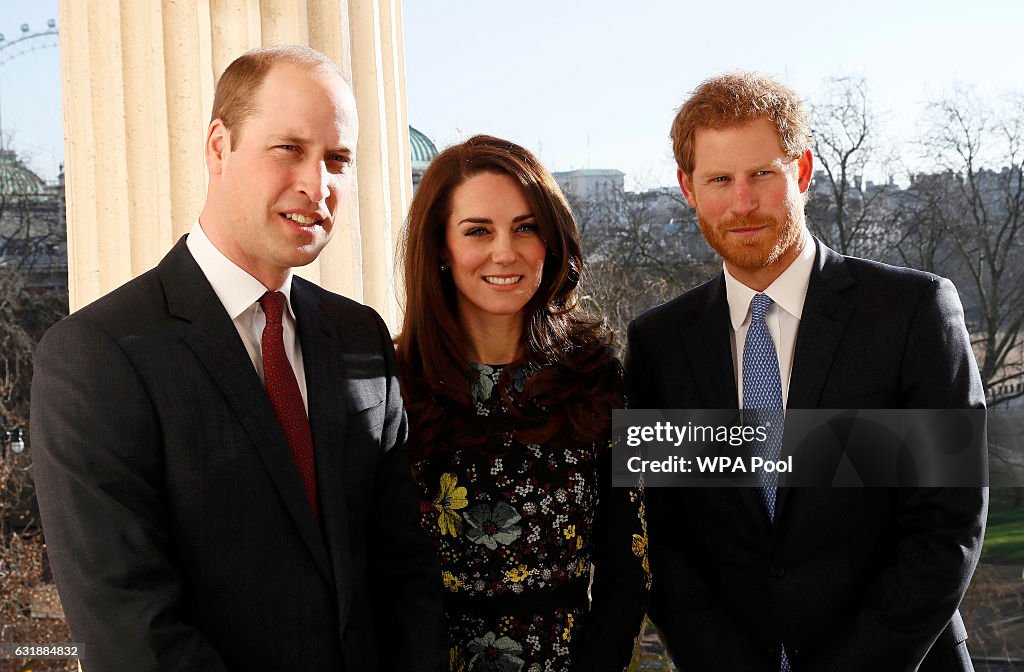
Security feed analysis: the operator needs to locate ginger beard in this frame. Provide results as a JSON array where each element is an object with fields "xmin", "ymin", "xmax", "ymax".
[{"xmin": 696, "ymin": 203, "xmax": 804, "ymax": 274}]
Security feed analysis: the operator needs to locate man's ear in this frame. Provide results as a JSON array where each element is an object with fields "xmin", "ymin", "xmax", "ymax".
[
  {"xmin": 677, "ymin": 168, "xmax": 697, "ymax": 207},
  {"xmin": 796, "ymin": 149, "xmax": 813, "ymax": 193},
  {"xmin": 205, "ymin": 119, "xmax": 230, "ymax": 176}
]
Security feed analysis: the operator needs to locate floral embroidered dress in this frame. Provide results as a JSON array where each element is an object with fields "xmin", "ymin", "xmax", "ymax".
[{"xmin": 413, "ymin": 363, "xmax": 649, "ymax": 672}]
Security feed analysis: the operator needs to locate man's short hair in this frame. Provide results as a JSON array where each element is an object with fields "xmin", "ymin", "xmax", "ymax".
[
  {"xmin": 210, "ymin": 45, "xmax": 343, "ymax": 149},
  {"xmin": 670, "ymin": 72, "xmax": 812, "ymax": 174}
]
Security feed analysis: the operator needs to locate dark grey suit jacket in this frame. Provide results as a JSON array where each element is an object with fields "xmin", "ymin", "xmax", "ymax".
[
  {"xmin": 627, "ymin": 239, "xmax": 987, "ymax": 672},
  {"xmin": 30, "ymin": 238, "xmax": 446, "ymax": 671}
]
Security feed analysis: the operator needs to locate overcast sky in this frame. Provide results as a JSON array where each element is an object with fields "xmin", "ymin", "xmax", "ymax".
[{"xmin": 3, "ymin": 1, "xmax": 1022, "ymax": 189}]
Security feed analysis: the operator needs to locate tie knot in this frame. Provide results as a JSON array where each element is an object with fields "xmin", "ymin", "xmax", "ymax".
[
  {"xmin": 750, "ymin": 293, "xmax": 774, "ymax": 321},
  {"xmin": 259, "ymin": 291, "xmax": 287, "ymax": 324}
]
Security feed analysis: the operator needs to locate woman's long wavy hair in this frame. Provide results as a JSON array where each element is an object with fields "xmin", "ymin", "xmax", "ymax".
[{"xmin": 396, "ymin": 135, "xmax": 622, "ymax": 460}]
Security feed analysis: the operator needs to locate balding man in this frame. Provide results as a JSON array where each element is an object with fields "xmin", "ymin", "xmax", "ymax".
[{"xmin": 31, "ymin": 45, "xmax": 446, "ymax": 672}]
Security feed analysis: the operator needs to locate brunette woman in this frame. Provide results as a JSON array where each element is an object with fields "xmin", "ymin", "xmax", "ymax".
[{"xmin": 397, "ymin": 135, "xmax": 648, "ymax": 671}]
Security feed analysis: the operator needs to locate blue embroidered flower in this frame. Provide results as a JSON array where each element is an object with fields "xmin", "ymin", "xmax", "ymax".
[
  {"xmin": 469, "ymin": 362, "xmax": 497, "ymax": 404},
  {"xmin": 512, "ymin": 364, "xmax": 532, "ymax": 393},
  {"xmin": 463, "ymin": 501, "xmax": 522, "ymax": 550},
  {"xmin": 465, "ymin": 631, "xmax": 525, "ymax": 672}
]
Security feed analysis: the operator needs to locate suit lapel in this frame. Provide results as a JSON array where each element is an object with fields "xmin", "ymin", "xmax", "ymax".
[
  {"xmin": 683, "ymin": 276, "xmax": 768, "ymax": 527},
  {"xmin": 777, "ymin": 239, "xmax": 855, "ymax": 519},
  {"xmin": 159, "ymin": 239, "xmax": 334, "ymax": 584},
  {"xmin": 787, "ymin": 241, "xmax": 855, "ymax": 409},
  {"xmin": 682, "ymin": 275, "xmax": 739, "ymax": 409},
  {"xmin": 292, "ymin": 280, "xmax": 352, "ymax": 623}
]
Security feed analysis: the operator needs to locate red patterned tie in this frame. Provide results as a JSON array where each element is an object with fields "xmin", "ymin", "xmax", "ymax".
[{"xmin": 259, "ymin": 291, "xmax": 318, "ymax": 521}]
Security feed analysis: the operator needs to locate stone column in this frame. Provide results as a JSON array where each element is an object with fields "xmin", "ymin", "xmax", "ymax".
[{"xmin": 58, "ymin": 0, "xmax": 411, "ymax": 328}]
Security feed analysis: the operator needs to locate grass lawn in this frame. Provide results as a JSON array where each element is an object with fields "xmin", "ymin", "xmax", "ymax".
[{"xmin": 981, "ymin": 488, "xmax": 1024, "ymax": 564}]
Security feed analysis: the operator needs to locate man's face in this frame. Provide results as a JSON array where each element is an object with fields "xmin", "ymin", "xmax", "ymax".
[
  {"xmin": 678, "ymin": 117, "xmax": 812, "ymax": 288},
  {"xmin": 205, "ymin": 62, "xmax": 358, "ymax": 287}
]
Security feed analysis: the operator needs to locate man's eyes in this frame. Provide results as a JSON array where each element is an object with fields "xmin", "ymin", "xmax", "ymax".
[
  {"xmin": 274, "ymin": 146, "xmax": 350, "ymax": 162},
  {"xmin": 274, "ymin": 146, "xmax": 351, "ymax": 171},
  {"xmin": 327, "ymin": 155, "xmax": 352, "ymax": 173},
  {"xmin": 708, "ymin": 171, "xmax": 772, "ymax": 183}
]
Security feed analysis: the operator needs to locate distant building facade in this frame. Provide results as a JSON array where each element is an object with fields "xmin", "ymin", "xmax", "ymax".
[
  {"xmin": 552, "ymin": 168, "xmax": 624, "ymax": 204},
  {"xmin": 0, "ymin": 149, "xmax": 67, "ymax": 292}
]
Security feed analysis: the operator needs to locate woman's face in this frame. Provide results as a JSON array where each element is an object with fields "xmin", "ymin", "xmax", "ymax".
[{"xmin": 444, "ymin": 171, "xmax": 547, "ymax": 330}]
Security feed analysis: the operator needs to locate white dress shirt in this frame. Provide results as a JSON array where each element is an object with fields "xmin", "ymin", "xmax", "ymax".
[
  {"xmin": 725, "ymin": 232, "xmax": 815, "ymax": 409},
  {"xmin": 186, "ymin": 220, "xmax": 309, "ymax": 412}
]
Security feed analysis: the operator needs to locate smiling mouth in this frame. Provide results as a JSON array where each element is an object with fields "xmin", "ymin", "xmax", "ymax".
[
  {"xmin": 281, "ymin": 213, "xmax": 323, "ymax": 226},
  {"xmin": 484, "ymin": 275, "xmax": 523, "ymax": 286}
]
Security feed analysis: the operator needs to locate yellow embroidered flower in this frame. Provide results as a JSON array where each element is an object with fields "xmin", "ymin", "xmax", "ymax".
[
  {"xmin": 449, "ymin": 645, "xmax": 465, "ymax": 672},
  {"xmin": 562, "ymin": 524, "xmax": 576, "ymax": 540},
  {"xmin": 573, "ymin": 557, "xmax": 588, "ymax": 577},
  {"xmin": 442, "ymin": 570, "xmax": 462, "ymax": 591},
  {"xmin": 506, "ymin": 564, "xmax": 531, "ymax": 582},
  {"xmin": 635, "ymin": 499, "xmax": 652, "ymax": 584},
  {"xmin": 433, "ymin": 472, "xmax": 468, "ymax": 537},
  {"xmin": 562, "ymin": 613, "xmax": 575, "ymax": 641},
  {"xmin": 632, "ymin": 532, "xmax": 650, "ymax": 576}
]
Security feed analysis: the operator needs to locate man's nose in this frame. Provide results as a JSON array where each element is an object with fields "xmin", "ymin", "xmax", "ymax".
[
  {"xmin": 297, "ymin": 159, "xmax": 329, "ymax": 202},
  {"xmin": 730, "ymin": 180, "xmax": 756, "ymax": 216}
]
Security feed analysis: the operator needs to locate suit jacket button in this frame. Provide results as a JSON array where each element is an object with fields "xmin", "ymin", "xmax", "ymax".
[{"xmin": 769, "ymin": 565, "xmax": 785, "ymax": 577}]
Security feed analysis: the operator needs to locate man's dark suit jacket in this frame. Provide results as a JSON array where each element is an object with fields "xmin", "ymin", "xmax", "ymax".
[
  {"xmin": 626, "ymin": 239, "xmax": 987, "ymax": 672},
  {"xmin": 30, "ymin": 238, "xmax": 447, "ymax": 671}
]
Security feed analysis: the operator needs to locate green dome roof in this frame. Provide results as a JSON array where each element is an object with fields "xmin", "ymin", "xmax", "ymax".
[
  {"xmin": 409, "ymin": 126, "xmax": 437, "ymax": 166},
  {"xmin": 0, "ymin": 149, "xmax": 46, "ymax": 195}
]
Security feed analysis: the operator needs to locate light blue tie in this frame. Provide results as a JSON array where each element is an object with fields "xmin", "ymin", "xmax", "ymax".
[
  {"xmin": 742, "ymin": 293, "xmax": 784, "ymax": 519},
  {"xmin": 741, "ymin": 293, "xmax": 792, "ymax": 672}
]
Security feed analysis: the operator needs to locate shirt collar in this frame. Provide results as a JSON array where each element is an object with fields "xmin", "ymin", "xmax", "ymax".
[
  {"xmin": 186, "ymin": 219, "xmax": 296, "ymax": 321},
  {"xmin": 724, "ymin": 230, "xmax": 816, "ymax": 332}
]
